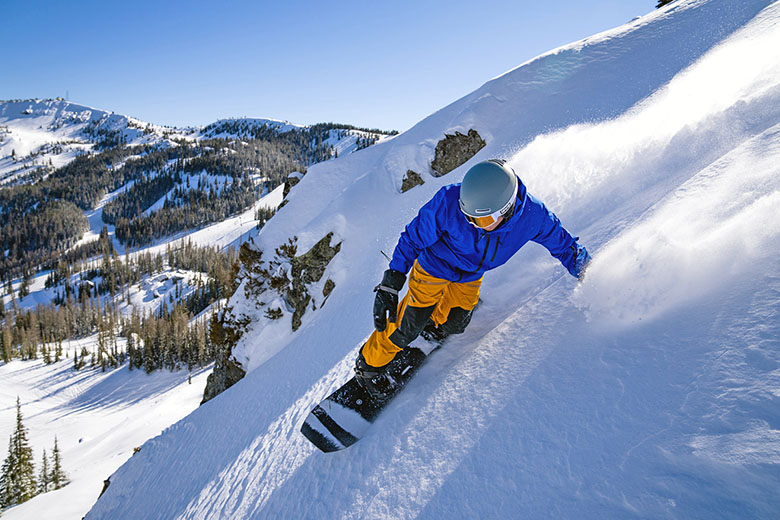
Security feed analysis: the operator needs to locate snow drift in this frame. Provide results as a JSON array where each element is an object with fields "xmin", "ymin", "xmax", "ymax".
[{"xmin": 87, "ymin": 1, "xmax": 780, "ymax": 518}]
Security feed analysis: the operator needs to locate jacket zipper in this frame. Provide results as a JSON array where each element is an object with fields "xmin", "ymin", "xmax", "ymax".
[
  {"xmin": 491, "ymin": 237, "xmax": 501, "ymax": 263},
  {"xmin": 457, "ymin": 231, "xmax": 494, "ymax": 281},
  {"xmin": 475, "ymin": 234, "xmax": 490, "ymax": 272}
]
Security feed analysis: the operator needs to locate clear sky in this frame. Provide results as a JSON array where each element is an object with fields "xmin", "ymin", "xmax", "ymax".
[{"xmin": 2, "ymin": 0, "xmax": 654, "ymax": 132}]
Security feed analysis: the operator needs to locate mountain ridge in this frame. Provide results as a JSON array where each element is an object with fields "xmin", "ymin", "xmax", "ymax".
[{"xmin": 0, "ymin": 98, "xmax": 396, "ymax": 187}]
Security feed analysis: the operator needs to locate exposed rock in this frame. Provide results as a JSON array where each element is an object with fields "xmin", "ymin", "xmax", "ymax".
[
  {"xmin": 401, "ymin": 169, "xmax": 424, "ymax": 193},
  {"xmin": 322, "ymin": 278, "xmax": 336, "ymax": 302},
  {"xmin": 289, "ymin": 232, "xmax": 342, "ymax": 331},
  {"xmin": 98, "ymin": 476, "xmax": 111, "ymax": 499},
  {"xmin": 201, "ymin": 355, "xmax": 246, "ymax": 404},
  {"xmin": 264, "ymin": 307, "xmax": 283, "ymax": 320},
  {"xmin": 282, "ymin": 171, "xmax": 305, "ymax": 199},
  {"xmin": 430, "ymin": 129, "xmax": 486, "ymax": 177},
  {"xmin": 201, "ymin": 309, "xmax": 250, "ymax": 404},
  {"xmin": 201, "ymin": 233, "xmax": 341, "ymax": 403}
]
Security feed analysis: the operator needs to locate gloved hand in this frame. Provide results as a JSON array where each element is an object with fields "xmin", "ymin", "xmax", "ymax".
[
  {"xmin": 373, "ymin": 268, "xmax": 406, "ymax": 332},
  {"xmin": 569, "ymin": 243, "xmax": 591, "ymax": 280}
]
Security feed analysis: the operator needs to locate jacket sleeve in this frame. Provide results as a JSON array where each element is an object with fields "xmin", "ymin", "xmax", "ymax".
[
  {"xmin": 530, "ymin": 199, "xmax": 578, "ymax": 274},
  {"xmin": 389, "ymin": 189, "xmax": 446, "ymax": 274}
]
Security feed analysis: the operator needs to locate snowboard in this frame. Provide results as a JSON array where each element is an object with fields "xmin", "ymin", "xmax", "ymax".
[{"xmin": 301, "ymin": 342, "xmax": 438, "ymax": 453}]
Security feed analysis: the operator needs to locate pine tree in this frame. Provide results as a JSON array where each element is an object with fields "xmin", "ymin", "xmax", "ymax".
[
  {"xmin": 1, "ymin": 398, "xmax": 37, "ymax": 506},
  {"xmin": 18, "ymin": 270, "xmax": 32, "ymax": 300},
  {"xmin": 38, "ymin": 449, "xmax": 50, "ymax": 494},
  {"xmin": 51, "ymin": 437, "xmax": 68, "ymax": 490},
  {"xmin": 1, "ymin": 322, "xmax": 12, "ymax": 363},
  {"xmin": 1, "ymin": 436, "xmax": 14, "ymax": 507}
]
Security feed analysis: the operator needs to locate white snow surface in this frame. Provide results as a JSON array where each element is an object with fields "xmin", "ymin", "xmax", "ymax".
[
  {"xmin": 0, "ymin": 339, "xmax": 211, "ymax": 520},
  {"xmin": 80, "ymin": 1, "xmax": 780, "ymax": 518}
]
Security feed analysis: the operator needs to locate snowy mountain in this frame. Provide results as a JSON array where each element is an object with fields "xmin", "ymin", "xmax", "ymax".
[
  {"xmin": 0, "ymin": 98, "xmax": 392, "ymax": 188},
  {"xmin": 1, "ymin": 95, "xmax": 393, "ymax": 312},
  {"xmin": 0, "ymin": 99, "xmax": 193, "ymax": 185},
  {"xmin": 7, "ymin": 0, "xmax": 780, "ymax": 518}
]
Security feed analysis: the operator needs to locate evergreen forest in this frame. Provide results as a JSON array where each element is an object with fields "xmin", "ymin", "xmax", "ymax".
[{"xmin": 1, "ymin": 120, "xmax": 395, "ymax": 280}]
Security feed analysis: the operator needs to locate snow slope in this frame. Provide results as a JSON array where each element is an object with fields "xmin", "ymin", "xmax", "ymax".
[
  {"xmin": 87, "ymin": 1, "xmax": 780, "ymax": 518},
  {"xmin": 0, "ymin": 338, "xmax": 211, "ymax": 520}
]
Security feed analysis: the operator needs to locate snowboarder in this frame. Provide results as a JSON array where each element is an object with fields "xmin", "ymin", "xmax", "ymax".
[{"xmin": 354, "ymin": 159, "xmax": 591, "ymax": 398}]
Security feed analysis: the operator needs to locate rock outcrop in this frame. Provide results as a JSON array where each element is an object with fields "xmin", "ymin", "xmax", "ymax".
[
  {"xmin": 201, "ymin": 309, "xmax": 250, "ymax": 404},
  {"xmin": 430, "ymin": 129, "xmax": 486, "ymax": 177},
  {"xmin": 201, "ymin": 232, "xmax": 341, "ymax": 403},
  {"xmin": 288, "ymin": 233, "xmax": 342, "ymax": 331},
  {"xmin": 401, "ymin": 169, "xmax": 425, "ymax": 193}
]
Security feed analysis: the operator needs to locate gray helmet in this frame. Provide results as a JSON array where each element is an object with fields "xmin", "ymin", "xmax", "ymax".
[{"xmin": 459, "ymin": 160, "xmax": 518, "ymax": 222}]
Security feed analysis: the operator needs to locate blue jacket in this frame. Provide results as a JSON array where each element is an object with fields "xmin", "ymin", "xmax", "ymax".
[{"xmin": 389, "ymin": 179, "xmax": 578, "ymax": 282}]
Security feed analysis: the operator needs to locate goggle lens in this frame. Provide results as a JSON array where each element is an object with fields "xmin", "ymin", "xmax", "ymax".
[{"xmin": 466, "ymin": 214, "xmax": 499, "ymax": 228}]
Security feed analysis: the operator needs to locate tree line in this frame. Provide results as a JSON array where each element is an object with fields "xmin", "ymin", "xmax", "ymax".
[
  {"xmin": 112, "ymin": 173, "xmax": 257, "ymax": 247},
  {"xmin": 0, "ymin": 144, "xmax": 159, "ymax": 279},
  {"xmin": 2, "ymin": 133, "xmax": 298, "ymax": 278},
  {"xmin": 2, "ymin": 239, "xmax": 238, "ymax": 375},
  {"xmin": 0, "ymin": 199, "xmax": 89, "ymax": 283}
]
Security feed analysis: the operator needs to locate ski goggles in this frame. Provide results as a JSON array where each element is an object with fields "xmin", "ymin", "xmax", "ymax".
[
  {"xmin": 464, "ymin": 211, "xmax": 504, "ymax": 228},
  {"xmin": 462, "ymin": 198, "xmax": 515, "ymax": 229}
]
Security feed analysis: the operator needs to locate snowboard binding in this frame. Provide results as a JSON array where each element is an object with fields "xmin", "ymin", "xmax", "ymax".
[
  {"xmin": 419, "ymin": 320, "xmax": 450, "ymax": 343},
  {"xmin": 354, "ymin": 353, "xmax": 399, "ymax": 401}
]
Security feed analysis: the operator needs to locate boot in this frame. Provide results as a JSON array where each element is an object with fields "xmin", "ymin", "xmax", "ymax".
[
  {"xmin": 354, "ymin": 352, "xmax": 398, "ymax": 401},
  {"xmin": 419, "ymin": 320, "xmax": 449, "ymax": 343}
]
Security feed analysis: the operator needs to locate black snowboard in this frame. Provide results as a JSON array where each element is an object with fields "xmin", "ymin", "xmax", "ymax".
[{"xmin": 301, "ymin": 344, "xmax": 436, "ymax": 453}]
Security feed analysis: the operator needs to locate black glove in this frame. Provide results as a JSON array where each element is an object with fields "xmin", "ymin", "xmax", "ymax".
[{"xmin": 373, "ymin": 269, "xmax": 406, "ymax": 332}]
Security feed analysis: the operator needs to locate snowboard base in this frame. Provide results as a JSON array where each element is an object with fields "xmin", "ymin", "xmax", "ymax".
[{"xmin": 301, "ymin": 345, "xmax": 434, "ymax": 452}]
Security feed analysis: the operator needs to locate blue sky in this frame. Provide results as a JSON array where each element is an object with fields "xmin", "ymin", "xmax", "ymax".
[{"xmin": 2, "ymin": 0, "xmax": 654, "ymax": 131}]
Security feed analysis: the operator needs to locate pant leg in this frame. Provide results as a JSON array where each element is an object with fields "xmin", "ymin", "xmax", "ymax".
[
  {"xmin": 438, "ymin": 307, "xmax": 473, "ymax": 335},
  {"xmin": 430, "ymin": 276, "xmax": 482, "ymax": 335},
  {"xmin": 361, "ymin": 261, "xmax": 449, "ymax": 367}
]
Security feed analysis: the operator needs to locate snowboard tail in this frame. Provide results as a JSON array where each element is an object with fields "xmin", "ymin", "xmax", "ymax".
[{"xmin": 301, "ymin": 346, "xmax": 431, "ymax": 452}]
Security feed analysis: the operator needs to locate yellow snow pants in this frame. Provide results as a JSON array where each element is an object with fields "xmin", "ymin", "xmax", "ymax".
[{"xmin": 361, "ymin": 260, "xmax": 482, "ymax": 367}]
